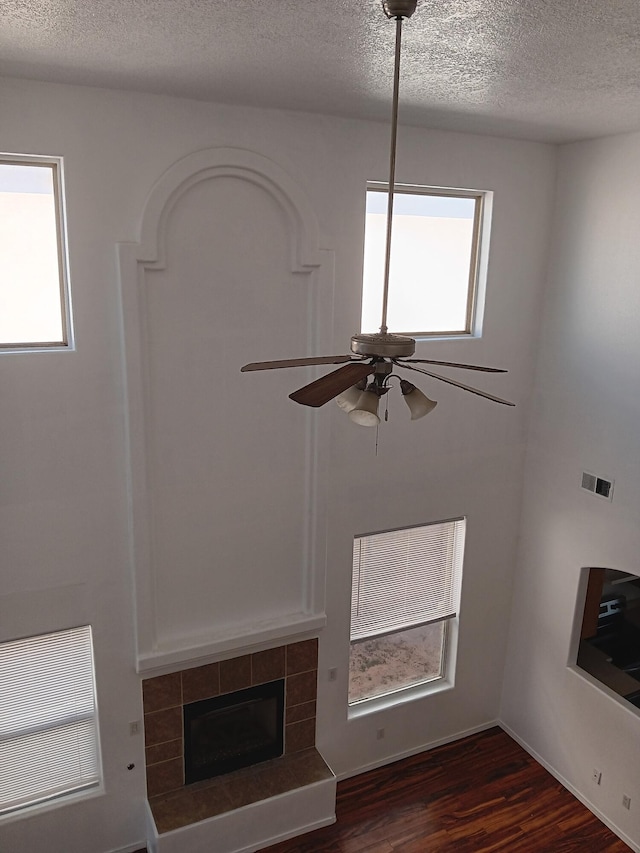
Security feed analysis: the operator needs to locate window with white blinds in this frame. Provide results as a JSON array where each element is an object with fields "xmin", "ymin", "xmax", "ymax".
[
  {"xmin": 351, "ymin": 519, "xmax": 466, "ymax": 642},
  {"xmin": 0, "ymin": 625, "xmax": 102, "ymax": 816}
]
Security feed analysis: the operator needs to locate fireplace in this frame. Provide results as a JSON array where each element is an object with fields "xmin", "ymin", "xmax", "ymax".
[
  {"xmin": 142, "ymin": 640, "xmax": 337, "ymax": 843},
  {"xmin": 183, "ymin": 679, "xmax": 284, "ymax": 783},
  {"xmin": 142, "ymin": 639, "xmax": 319, "ymax": 799}
]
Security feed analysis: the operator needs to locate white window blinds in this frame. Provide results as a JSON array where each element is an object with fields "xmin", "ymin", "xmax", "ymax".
[
  {"xmin": 350, "ymin": 519, "xmax": 466, "ymax": 642},
  {"xmin": 0, "ymin": 625, "xmax": 101, "ymax": 815}
]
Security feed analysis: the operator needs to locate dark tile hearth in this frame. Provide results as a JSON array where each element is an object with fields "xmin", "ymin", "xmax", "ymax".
[{"xmin": 149, "ymin": 748, "xmax": 332, "ymax": 835}]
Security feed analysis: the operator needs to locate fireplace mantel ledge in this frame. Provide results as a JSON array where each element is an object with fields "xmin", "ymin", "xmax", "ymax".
[{"xmin": 137, "ymin": 611, "xmax": 326, "ymax": 675}]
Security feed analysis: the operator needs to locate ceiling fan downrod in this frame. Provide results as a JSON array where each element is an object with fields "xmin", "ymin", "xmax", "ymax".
[
  {"xmin": 350, "ymin": 0, "xmax": 418, "ymax": 360},
  {"xmin": 379, "ymin": 1, "xmax": 418, "ymax": 336}
]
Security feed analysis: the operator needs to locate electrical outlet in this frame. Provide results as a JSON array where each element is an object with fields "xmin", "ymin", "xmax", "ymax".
[
  {"xmin": 129, "ymin": 720, "xmax": 140, "ymax": 736},
  {"xmin": 622, "ymin": 795, "xmax": 631, "ymax": 810},
  {"xmin": 376, "ymin": 728, "xmax": 385, "ymax": 740},
  {"xmin": 328, "ymin": 667, "xmax": 337, "ymax": 682},
  {"xmin": 592, "ymin": 768, "xmax": 602, "ymax": 785}
]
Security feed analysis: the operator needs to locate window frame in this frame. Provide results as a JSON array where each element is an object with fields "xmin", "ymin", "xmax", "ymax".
[
  {"xmin": 361, "ymin": 183, "xmax": 489, "ymax": 339},
  {"xmin": 0, "ymin": 624, "xmax": 103, "ymax": 820},
  {"xmin": 572, "ymin": 567, "xmax": 640, "ymax": 715},
  {"xmin": 347, "ymin": 518, "xmax": 465, "ymax": 711},
  {"xmin": 0, "ymin": 153, "xmax": 74, "ymax": 353}
]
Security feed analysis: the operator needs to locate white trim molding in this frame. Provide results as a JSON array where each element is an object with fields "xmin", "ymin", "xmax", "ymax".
[
  {"xmin": 136, "ymin": 147, "xmax": 323, "ymax": 273},
  {"xmin": 117, "ymin": 147, "xmax": 332, "ymax": 670}
]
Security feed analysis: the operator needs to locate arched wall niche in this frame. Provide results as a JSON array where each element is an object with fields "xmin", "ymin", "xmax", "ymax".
[{"xmin": 118, "ymin": 148, "xmax": 332, "ymax": 673}]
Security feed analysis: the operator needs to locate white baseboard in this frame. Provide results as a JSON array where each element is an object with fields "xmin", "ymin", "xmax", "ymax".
[
  {"xmin": 335, "ymin": 719, "xmax": 500, "ymax": 782},
  {"xmin": 499, "ymin": 722, "xmax": 639, "ymax": 853},
  {"xmin": 231, "ymin": 815, "xmax": 336, "ymax": 853}
]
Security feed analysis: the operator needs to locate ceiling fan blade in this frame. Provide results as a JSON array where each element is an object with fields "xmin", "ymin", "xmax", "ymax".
[
  {"xmin": 241, "ymin": 355, "xmax": 355, "ymax": 372},
  {"xmin": 397, "ymin": 362, "xmax": 515, "ymax": 407},
  {"xmin": 398, "ymin": 358, "xmax": 506, "ymax": 373},
  {"xmin": 289, "ymin": 362, "xmax": 375, "ymax": 408}
]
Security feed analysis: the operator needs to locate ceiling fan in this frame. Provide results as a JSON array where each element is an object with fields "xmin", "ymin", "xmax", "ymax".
[{"xmin": 241, "ymin": 0, "xmax": 514, "ymax": 426}]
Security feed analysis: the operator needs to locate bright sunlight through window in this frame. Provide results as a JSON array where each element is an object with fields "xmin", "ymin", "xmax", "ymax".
[
  {"xmin": 0, "ymin": 157, "xmax": 72, "ymax": 350},
  {"xmin": 361, "ymin": 186, "xmax": 486, "ymax": 337}
]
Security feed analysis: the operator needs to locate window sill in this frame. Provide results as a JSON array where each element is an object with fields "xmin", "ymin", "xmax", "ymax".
[
  {"xmin": 413, "ymin": 333, "xmax": 481, "ymax": 343},
  {"xmin": 347, "ymin": 676, "xmax": 454, "ymax": 720},
  {"xmin": 0, "ymin": 782, "xmax": 104, "ymax": 826},
  {"xmin": 0, "ymin": 343, "xmax": 74, "ymax": 355}
]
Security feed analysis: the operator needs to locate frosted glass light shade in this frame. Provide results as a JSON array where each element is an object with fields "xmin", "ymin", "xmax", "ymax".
[
  {"xmin": 336, "ymin": 384, "xmax": 365, "ymax": 413},
  {"xmin": 349, "ymin": 390, "xmax": 380, "ymax": 427},
  {"xmin": 400, "ymin": 379, "xmax": 437, "ymax": 420}
]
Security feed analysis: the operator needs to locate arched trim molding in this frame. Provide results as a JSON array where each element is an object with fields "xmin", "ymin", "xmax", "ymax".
[
  {"xmin": 118, "ymin": 147, "xmax": 330, "ymax": 672},
  {"xmin": 136, "ymin": 147, "xmax": 322, "ymax": 272}
]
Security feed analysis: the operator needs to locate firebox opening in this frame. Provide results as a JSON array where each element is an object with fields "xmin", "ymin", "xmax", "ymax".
[{"xmin": 183, "ymin": 679, "xmax": 284, "ymax": 784}]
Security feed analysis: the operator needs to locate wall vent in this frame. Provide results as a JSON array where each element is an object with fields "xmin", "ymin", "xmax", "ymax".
[{"xmin": 581, "ymin": 471, "xmax": 614, "ymax": 501}]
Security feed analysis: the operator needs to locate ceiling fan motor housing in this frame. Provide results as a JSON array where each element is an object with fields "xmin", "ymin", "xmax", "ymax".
[{"xmin": 350, "ymin": 333, "xmax": 416, "ymax": 358}]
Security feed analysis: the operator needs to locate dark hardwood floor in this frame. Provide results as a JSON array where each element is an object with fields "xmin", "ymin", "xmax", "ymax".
[{"xmin": 262, "ymin": 727, "xmax": 631, "ymax": 852}]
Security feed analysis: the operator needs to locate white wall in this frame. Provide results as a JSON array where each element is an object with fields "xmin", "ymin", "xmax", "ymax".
[
  {"xmin": 0, "ymin": 75, "xmax": 555, "ymax": 852},
  {"xmin": 501, "ymin": 133, "xmax": 640, "ymax": 851}
]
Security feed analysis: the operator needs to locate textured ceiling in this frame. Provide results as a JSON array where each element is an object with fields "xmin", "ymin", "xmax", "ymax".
[{"xmin": 2, "ymin": 0, "xmax": 640, "ymax": 142}]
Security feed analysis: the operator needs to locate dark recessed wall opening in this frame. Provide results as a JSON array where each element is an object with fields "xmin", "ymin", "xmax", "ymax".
[
  {"xmin": 576, "ymin": 567, "xmax": 640, "ymax": 710},
  {"xmin": 184, "ymin": 679, "xmax": 284, "ymax": 784}
]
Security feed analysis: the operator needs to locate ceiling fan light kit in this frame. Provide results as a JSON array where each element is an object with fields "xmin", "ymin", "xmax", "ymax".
[
  {"xmin": 400, "ymin": 379, "xmax": 438, "ymax": 420},
  {"xmin": 348, "ymin": 387, "xmax": 383, "ymax": 427},
  {"xmin": 241, "ymin": 0, "xmax": 513, "ymax": 425},
  {"xmin": 335, "ymin": 380, "xmax": 368, "ymax": 413}
]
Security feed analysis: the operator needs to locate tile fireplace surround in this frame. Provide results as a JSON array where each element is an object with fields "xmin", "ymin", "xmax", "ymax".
[{"xmin": 141, "ymin": 638, "xmax": 336, "ymax": 853}]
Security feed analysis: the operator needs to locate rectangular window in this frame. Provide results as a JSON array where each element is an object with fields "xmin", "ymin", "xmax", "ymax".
[
  {"xmin": 0, "ymin": 156, "xmax": 73, "ymax": 350},
  {"xmin": 349, "ymin": 519, "xmax": 465, "ymax": 705},
  {"xmin": 0, "ymin": 626, "xmax": 101, "ymax": 817},
  {"xmin": 361, "ymin": 186, "xmax": 486, "ymax": 338}
]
